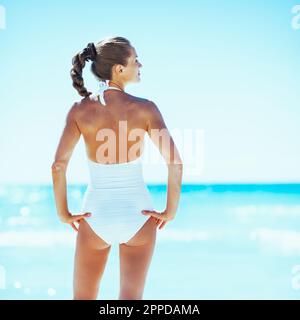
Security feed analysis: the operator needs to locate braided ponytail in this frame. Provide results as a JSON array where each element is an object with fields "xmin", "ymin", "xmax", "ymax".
[
  {"xmin": 70, "ymin": 43, "xmax": 97, "ymax": 97},
  {"xmin": 70, "ymin": 37, "xmax": 132, "ymax": 97}
]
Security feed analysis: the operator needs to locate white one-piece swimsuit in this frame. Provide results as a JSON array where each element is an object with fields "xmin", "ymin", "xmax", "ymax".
[{"xmin": 80, "ymin": 85, "xmax": 155, "ymax": 245}]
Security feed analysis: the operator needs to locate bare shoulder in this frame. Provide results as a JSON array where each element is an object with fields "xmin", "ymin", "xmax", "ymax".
[
  {"xmin": 139, "ymin": 99, "xmax": 164, "ymax": 123},
  {"xmin": 130, "ymin": 97, "xmax": 166, "ymax": 131},
  {"xmin": 124, "ymin": 92, "xmax": 149, "ymax": 105},
  {"xmin": 65, "ymin": 101, "xmax": 80, "ymax": 121},
  {"xmin": 126, "ymin": 94, "xmax": 158, "ymax": 114},
  {"xmin": 123, "ymin": 93, "xmax": 154, "ymax": 115},
  {"xmin": 67, "ymin": 95, "xmax": 95, "ymax": 117},
  {"xmin": 142, "ymin": 99, "xmax": 160, "ymax": 114}
]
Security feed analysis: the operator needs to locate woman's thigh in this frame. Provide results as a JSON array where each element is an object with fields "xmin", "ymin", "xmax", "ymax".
[
  {"xmin": 73, "ymin": 218, "xmax": 111, "ymax": 300},
  {"xmin": 118, "ymin": 216, "xmax": 157, "ymax": 299}
]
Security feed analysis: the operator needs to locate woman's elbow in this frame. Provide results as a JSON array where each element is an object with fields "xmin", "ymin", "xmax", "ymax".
[
  {"xmin": 167, "ymin": 159, "xmax": 183, "ymax": 169},
  {"xmin": 51, "ymin": 160, "xmax": 67, "ymax": 174},
  {"xmin": 174, "ymin": 154, "xmax": 183, "ymax": 167}
]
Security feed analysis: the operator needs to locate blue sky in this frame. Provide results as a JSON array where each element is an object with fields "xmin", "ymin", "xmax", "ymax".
[{"xmin": 0, "ymin": 0, "xmax": 299, "ymax": 183}]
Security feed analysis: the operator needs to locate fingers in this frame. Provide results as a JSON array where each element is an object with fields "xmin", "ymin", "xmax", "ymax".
[
  {"xmin": 84, "ymin": 212, "xmax": 92, "ymax": 218},
  {"xmin": 141, "ymin": 210, "xmax": 161, "ymax": 219},
  {"xmin": 72, "ymin": 212, "xmax": 92, "ymax": 221},
  {"xmin": 159, "ymin": 221, "xmax": 167, "ymax": 229},
  {"xmin": 154, "ymin": 218, "xmax": 167, "ymax": 229},
  {"xmin": 70, "ymin": 222, "xmax": 78, "ymax": 232},
  {"xmin": 155, "ymin": 219, "xmax": 167, "ymax": 229}
]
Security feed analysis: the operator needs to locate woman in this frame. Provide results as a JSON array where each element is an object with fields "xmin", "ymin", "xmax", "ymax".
[{"xmin": 51, "ymin": 36, "xmax": 183, "ymax": 300}]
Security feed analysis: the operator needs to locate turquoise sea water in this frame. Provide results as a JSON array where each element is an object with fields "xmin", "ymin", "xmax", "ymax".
[{"xmin": 0, "ymin": 184, "xmax": 300, "ymax": 300}]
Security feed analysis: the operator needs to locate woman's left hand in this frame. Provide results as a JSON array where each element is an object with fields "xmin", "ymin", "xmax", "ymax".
[{"xmin": 141, "ymin": 209, "xmax": 174, "ymax": 229}]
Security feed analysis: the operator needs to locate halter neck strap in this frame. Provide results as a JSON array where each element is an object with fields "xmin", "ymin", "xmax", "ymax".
[{"xmin": 98, "ymin": 82, "xmax": 123, "ymax": 106}]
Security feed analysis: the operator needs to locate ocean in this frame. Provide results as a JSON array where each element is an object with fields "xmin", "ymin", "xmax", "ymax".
[{"xmin": 0, "ymin": 183, "xmax": 300, "ymax": 299}]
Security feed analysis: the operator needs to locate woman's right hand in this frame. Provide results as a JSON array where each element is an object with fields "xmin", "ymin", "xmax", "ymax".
[
  {"xmin": 60, "ymin": 212, "xmax": 92, "ymax": 232},
  {"xmin": 141, "ymin": 209, "xmax": 175, "ymax": 229}
]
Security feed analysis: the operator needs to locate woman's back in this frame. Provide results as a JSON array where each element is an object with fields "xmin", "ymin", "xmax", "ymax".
[{"xmin": 73, "ymin": 89, "xmax": 150, "ymax": 164}]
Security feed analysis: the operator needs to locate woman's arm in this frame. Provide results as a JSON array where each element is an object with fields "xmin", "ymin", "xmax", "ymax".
[
  {"xmin": 51, "ymin": 103, "xmax": 82, "ymax": 223},
  {"xmin": 144, "ymin": 100, "xmax": 183, "ymax": 220}
]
